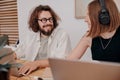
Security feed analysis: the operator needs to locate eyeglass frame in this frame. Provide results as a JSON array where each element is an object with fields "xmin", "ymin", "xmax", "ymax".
[{"xmin": 37, "ymin": 17, "xmax": 54, "ymax": 23}]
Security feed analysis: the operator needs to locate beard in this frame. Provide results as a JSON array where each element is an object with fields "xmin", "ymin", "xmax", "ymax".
[{"xmin": 39, "ymin": 24, "xmax": 54, "ymax": 36}]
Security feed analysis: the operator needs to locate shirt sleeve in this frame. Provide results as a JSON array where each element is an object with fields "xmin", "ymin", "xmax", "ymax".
[{"xmin": 49, "ymin": 29, "xmax": 72, "ymax": 59}]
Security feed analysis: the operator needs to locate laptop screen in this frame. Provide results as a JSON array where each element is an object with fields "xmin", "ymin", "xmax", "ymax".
[{"xmin": 49, "ymin": 58, "xmax": 120, "ymax": 80}]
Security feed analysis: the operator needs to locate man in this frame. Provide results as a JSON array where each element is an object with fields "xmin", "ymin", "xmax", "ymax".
[{"xmin": 16, "ymin": 5, "xmax": 71, "ymax": 75}]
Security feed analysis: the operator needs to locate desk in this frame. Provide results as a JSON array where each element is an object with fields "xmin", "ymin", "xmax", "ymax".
[{"xmin": 10, "ymin": 60, "xmax": 53, "ymax": 80}]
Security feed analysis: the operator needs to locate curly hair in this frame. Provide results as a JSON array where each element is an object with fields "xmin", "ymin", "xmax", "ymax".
[{"xmin": 28, "ymin": 5, "xmax": 61, "ymax": 32}]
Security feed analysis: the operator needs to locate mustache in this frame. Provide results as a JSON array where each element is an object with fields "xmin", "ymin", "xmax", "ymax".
[{"xmin": 43, "ymin": 24, "xmax": 53, "ymax": 28}]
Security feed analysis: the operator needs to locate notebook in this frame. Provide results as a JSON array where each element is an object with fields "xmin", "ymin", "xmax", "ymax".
[
  {"xmin": 0, "ymin": 48, "xmax": 23, "ymax": 77},
  {"xmin": 49, "ymin": 58, "xmax": 120, "ymax": 80}
]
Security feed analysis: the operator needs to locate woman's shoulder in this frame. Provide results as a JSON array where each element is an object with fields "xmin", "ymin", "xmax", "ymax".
[{"xmin": 81, "ymin": 31, "xmax": 92, "ymax": 47}]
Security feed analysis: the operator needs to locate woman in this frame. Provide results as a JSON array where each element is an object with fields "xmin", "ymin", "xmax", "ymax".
[{"xmin": 68, "ymin": 0, "xmax": 120, "ymax": 63}]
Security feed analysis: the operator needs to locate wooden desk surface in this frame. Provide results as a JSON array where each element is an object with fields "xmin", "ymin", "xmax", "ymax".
[{"xmin": 10, "ymin": 60, "xmax": 53, "ymax": 80}]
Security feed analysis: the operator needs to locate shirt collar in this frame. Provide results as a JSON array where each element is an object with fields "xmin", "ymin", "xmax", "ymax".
[{"xmin": 36, "ymin": 27, "xmax": 58, "ymax": 41}]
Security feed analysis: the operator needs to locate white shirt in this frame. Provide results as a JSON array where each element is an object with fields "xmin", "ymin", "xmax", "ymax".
[{"xmin": 15, "ymin": 27, "xmax": 71, "ymax": 61}]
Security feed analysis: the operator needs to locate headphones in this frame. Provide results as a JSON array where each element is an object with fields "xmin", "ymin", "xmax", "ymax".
[{"xmin": 98, "ymin": 0, "xmax": 110, "ymax": 25}]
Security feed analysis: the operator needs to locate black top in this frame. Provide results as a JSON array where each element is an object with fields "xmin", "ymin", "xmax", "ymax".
[{"xmin": 91, "ymin": 27, "xmax": 120, "ymax": 63}]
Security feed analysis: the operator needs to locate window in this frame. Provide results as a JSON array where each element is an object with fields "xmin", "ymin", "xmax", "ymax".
[{"xmin": 0, "ymin": 0, "xmax": 18, "ymax": 45}]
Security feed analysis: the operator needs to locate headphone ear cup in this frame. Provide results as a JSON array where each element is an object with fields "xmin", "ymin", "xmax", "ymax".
[{"xmin": 99, "ymin": 10, "xmax": 110, "ymax": 25}]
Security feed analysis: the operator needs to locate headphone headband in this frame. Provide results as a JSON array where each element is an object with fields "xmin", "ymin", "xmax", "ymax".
[{"xmin": 99, "ymin": 0, "xmax": 106, "ymax": 10}]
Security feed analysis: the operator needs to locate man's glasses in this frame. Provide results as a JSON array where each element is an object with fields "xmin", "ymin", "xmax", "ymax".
[{"xmin": 38, "ymin": 17, "xmax": 53, "ymax": 23}]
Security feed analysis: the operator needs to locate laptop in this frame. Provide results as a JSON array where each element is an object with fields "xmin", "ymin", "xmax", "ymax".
[
  {"xmin": 0, "ymin": 48, "xmax": 23, "ymax": 77},
  {"xmin": 49, "ymin": 58, "xmax": 120, "ymax": 80}
]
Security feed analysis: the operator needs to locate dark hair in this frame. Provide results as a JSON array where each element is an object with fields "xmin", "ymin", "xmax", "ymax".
[
  {"xmin": 87, "ymin": 0, "xmax": 120, "ymax": 38},
  {"xmin": 29, "ymin": 5, "xmax": 61, "ymax": 32}
]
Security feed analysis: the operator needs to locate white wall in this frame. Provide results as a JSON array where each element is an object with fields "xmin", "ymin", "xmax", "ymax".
[{"xmin": 17, "ymin": 0, "xmax": 92, "ymax": 61}]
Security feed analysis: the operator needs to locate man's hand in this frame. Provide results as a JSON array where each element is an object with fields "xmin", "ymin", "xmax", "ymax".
[{"xmin": 18, "ymin": 61, "xmax": 40, "ymax": 75}]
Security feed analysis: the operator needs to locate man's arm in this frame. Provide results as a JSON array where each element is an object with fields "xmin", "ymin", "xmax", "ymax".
[{"xmin": 18, "ymin": 59, "xmax": 49, "ymax": 75}]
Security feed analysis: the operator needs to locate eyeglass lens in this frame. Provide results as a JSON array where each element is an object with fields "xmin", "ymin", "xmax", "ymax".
[{"xmin": 38, "ymin": 17, "xmax": 53, "ymax": 23}]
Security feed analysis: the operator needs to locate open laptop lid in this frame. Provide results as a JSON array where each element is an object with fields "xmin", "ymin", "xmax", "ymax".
[{"xmin": 49, "ymin": 58, "xmax": 120, "ymax": 80}]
